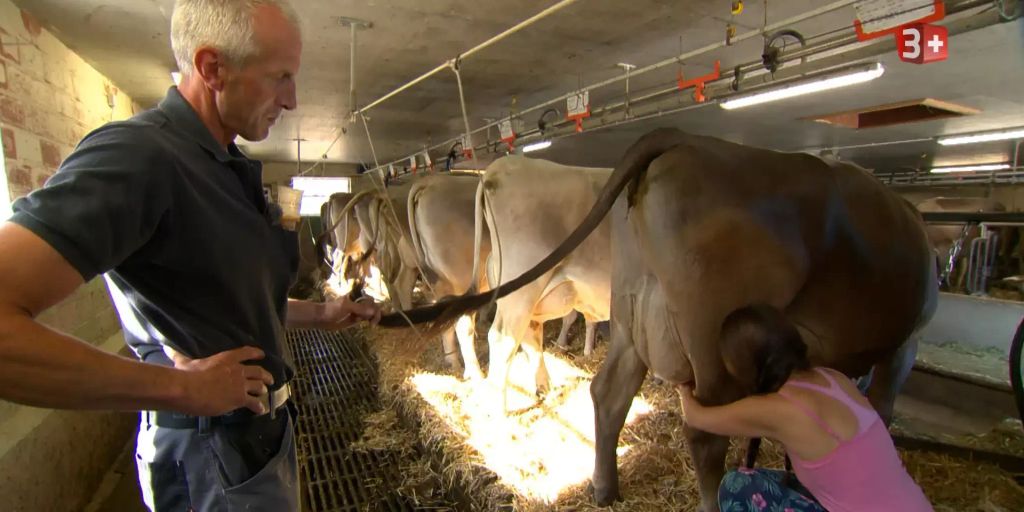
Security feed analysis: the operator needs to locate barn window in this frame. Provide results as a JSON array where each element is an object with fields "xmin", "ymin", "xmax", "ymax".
[{"xmin": 290, "ymin": 176, "xmax": 351, "ymax": 216}]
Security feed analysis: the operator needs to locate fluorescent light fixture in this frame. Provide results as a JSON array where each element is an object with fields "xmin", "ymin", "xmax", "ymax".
[
  {"xmin": 291, "ymin": 176, "xmax": 351, "ymax": 194},
  {"xmin": 522, "ymin": 140, "xmax": 552, "ymax": 153},
  {"xmin": 720, "ymin": 62, "xmax": 885, "ymax": 110},
  {"xmin": 930, "ymin": 163, "xmax": 1011, "ymax": 173},
  {"xmin": 937, "ymin": 128, "xmax": 1024, "ymax": 146},
  {"xmin": 171, "ymin": 71, "xmax": 181, "ymax": 86}
]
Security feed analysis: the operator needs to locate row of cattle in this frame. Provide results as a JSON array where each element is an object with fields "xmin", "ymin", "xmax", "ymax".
[{"xmin": 306, "ymin": 128, "xmax": 971, "ymax": 510}]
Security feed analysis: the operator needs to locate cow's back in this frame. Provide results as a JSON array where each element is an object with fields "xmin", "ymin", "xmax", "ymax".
[
  {"xmin": 633, "ymin": 135, "xmax": 935, "ymax": 376},
  {"xmin": 410, "ymin": 174, "xmax": 490, "ymax": 295},
  {"xmin": 483, "ymin": 156, "xmax": 612, "ymax": 280}
]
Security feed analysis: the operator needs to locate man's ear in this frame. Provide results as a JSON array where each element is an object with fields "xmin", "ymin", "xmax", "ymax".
[{"xmin": 193, "ymin": 46, "xmax": 226, "ymax": 92}]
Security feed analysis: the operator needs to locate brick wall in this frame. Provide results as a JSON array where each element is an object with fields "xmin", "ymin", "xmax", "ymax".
[
  {"xmin": 0, "ymin": 0, "xmax": 136, "ymax": 343},
  {"xmin": 0, "ymin": 1, "xmax": 143, "ymax": 510}
]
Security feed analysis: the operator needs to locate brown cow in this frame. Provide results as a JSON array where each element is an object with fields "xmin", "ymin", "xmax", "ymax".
[{"xmin": 384, "ymin": 129, "xmax": 937, "ymax": 511}]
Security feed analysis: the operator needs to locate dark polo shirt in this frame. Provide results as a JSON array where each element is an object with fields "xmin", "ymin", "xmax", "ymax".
[{"xmin": 11, "ymin": 87, "xmax": 298, "ymax": 388}]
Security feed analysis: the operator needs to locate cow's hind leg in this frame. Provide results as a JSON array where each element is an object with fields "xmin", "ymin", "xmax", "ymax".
[
  {"xmin": 440, "ymin": 326, "xmax": 464, "ymax": 376},
  {"xmin": 684, "ymin": 425, "xmax": 730, "ymax": 512},
  {"xmin": 522, "ymin": 320, "xmax": 549, "ymax": 397},
  {"xmin": 456, "ymin": 313, "xmax": 484, "ymax": 380},
  {"xmin": 556, "ymin": 310, "xmax": 579, "ymax": 350},
  {"xmin": 583, "ymin": 320, "xmax": 597, "ymax": 356},
  {"xmin": 867, "ymin": 337, "xmax": 918, "ymax": 424},
  {"xmin": 591, "ymin": 302, "xmax": 647, "ymax": 506}
]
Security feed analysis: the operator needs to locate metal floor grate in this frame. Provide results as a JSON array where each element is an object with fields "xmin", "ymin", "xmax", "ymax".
[{"xmin": 286, "ymin": 329, "xmax": 422, "ymax": 512}]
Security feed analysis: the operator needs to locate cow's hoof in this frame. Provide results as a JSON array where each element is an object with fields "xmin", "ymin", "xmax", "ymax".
[
  {"xmin": 463, "ymin": 370, "xmax": 485, "ymax": 381},
  {"xmin": 589, "ymin": 482, "xmax": 621, "ymax": 507}
]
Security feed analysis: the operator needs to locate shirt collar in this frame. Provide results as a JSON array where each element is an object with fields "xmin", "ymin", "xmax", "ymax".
[{"xmin": 158, "ymin": 86, "xmax": 246, "ymax": 163}]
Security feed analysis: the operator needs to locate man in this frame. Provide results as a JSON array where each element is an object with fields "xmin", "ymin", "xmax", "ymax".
[{"xmin": 0, "ymin": 1, "xmax": 378, "ymax": 510}]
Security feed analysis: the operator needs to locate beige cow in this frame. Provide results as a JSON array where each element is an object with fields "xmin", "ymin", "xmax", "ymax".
[
  {"xmin": 408, "ymin": 173, "xmax": 601, "ymax": 379},
  {"xmin": 472, "ymin": 156, "xmax": 612, "ymax": 401}
]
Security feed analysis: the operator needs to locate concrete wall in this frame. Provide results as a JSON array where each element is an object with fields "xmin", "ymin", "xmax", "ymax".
[{"xmin": 0, "ymin": 2, "xmax": 139, "ymax": 510}]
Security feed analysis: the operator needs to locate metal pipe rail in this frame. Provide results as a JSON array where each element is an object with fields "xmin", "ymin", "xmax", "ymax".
[
  {"xmin": 371, "ymin": 0, "xmax": 994, "ymax": 176},
  {"xmin": 366, "ymin": 0, "xmax": 858, "ymax": 173},
  {"xmin": 921, "ymin": 212, "xmax": 1024, "ymax": 224}
]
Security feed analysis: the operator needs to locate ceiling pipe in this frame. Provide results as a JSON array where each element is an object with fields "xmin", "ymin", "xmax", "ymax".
[
  {"xmin": 373, "ymin": 0, "xmax": 993, "ymax": 175},
  {"xmin": 338, "ymin": 17, "xmax": 372, "ymax": 119},
  {"xmin": 369, "ymin": 0, "xmax": 855, "ymax": 172},
  {"xmin": 356, "ymin": 0, "xmax": 583, "ymax": 117},
  {"xmin": 500, "ymin": 0, "xmax": 1000, "ymax": 151},
  {"xmin": 350, "ymin": 23, "xmax": 357, "ymax": 115}
]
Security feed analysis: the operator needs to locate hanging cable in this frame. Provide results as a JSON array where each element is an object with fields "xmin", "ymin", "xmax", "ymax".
[
  {"xmin": 449, "ymin": 57, "xmax": 480, "ymax": 170},
  {"xmin": 358, "ymin": 112, "xmax": 438, "ymax": 319}
]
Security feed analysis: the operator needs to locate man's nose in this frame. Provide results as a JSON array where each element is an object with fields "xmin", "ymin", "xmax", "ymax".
[{"xmin": 280, "ymin": 80, "xmax": 297, "ymax": 111}]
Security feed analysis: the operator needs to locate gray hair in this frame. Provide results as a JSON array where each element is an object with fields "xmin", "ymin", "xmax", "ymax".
[{"xmin": 171, "ymin": 0, "xmax": 300, "ymax": 76}]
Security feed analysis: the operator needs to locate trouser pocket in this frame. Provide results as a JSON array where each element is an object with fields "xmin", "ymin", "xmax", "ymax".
[
  {"xmin": 137, "ymin": 456, "xmax": 193, "ymax": 512},
  {"xmin": 205, "ymin": 414, "xmax": 299, "ymax": 511}
]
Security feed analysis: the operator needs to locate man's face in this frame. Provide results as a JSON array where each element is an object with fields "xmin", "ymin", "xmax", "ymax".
[{"xmin": 218, "ymin": 5, "xmax": 301, "ymax": 142}]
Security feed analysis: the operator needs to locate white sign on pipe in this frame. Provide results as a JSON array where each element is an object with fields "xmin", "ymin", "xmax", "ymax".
[
  {"xmin": 854, "ymin": 0, "xmax": 937, "ymax": 34},
  {"xmin": 499, "ymin": 119, "xmax": 515, "ymax": 140},
  {"xmin": 567, "ymin": 90, "xmax": 589, "ymax": 117}
]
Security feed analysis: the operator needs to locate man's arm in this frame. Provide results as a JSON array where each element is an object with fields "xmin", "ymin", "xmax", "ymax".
[
  {"xmin": 0, "ymin": 222, "xmax": 272, "ymax": 415},
  {"xmin": 286, "ymin": 297, "xmax": 380, "ymax": 330}
]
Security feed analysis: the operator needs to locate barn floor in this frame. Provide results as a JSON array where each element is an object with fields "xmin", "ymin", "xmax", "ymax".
[
  {"xmin": 86, "ymin": 329, "xmax": 461, "ymax": 512},
  {"xmin": 82, "ymin": 320, "xmax": 1024, "ymax": 511},
  {"xmin": 365, "ymin": 318, "xmax": 1024, "ymax": 512}
]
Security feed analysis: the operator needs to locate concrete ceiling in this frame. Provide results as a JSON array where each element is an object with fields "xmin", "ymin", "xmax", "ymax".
[{"xmin": 12, "ymin": 0, "xmax": 1024, "ymax": 175}]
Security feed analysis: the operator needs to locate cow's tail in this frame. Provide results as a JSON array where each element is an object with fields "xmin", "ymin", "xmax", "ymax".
[
  {"xmin": 407, "ymin": 181, "xmax": 428, "ymax": 271},
  {"xmin": 377, "ymin": 127, "xmax": 691, "ymax": 335},
  {"xmin": 468, "ymin": 177, "xmax": 486, "ymax": 295},
  {"xmin": 314, "ymin": 189, "xmax": 376, "ymax": 265},
  {"xmin": 316, "ymin": 199, "xmax": 332, "ymax": 268}
]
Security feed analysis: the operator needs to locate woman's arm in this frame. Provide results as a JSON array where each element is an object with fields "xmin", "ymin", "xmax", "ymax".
[{"xmin": 678, "ymin": 384, "xmax": 784, "ymax": 439}]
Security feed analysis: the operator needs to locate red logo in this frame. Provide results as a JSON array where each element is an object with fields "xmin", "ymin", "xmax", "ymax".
[{"xmin": 897, "ymin": 23, "xmax": 948, "ymax": 64}]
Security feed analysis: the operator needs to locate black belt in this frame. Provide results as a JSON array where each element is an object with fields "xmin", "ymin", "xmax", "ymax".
[{"xmin": 152, "ymin": 383, "xmax": 292, "ymax": 429}]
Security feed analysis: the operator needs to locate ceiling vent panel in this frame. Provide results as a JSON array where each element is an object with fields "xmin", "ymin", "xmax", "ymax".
[{"xmin": 805, "ymin": 98, "xmax": 978, "ymax": 129}]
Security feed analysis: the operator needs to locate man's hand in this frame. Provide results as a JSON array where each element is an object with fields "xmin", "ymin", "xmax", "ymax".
[
  {"xmin": 321, "ymin": 296, "xmax": 381, "ymax": 330},
  {"xmin": 169, "ymin": 346, "xmax": 274, "ymax": 416}
]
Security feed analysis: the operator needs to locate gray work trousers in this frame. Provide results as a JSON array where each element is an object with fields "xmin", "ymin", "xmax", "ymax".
[{"xmin": 135, "ymin": 410, "xmax": 299, "ymax": 512}]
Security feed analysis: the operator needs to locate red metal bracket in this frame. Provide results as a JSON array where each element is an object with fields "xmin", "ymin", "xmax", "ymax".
[
  {"xmin": 677, "ymin": 60, "xmax": 721, "ymax": 103},
  {"xmin": 566, "ymin": 107, "xmax": 590, "ymax": 133}
]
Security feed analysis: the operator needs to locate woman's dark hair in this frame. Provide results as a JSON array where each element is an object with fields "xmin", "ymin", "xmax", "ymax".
[{"xmin": 720, "ymin": 303, "xmax": 810, "ymax": 394}]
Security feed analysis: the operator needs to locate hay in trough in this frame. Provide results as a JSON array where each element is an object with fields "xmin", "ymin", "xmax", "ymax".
[{"xmin": 363, "ymin": 325, "xmax": 1024, "ymax": 511}]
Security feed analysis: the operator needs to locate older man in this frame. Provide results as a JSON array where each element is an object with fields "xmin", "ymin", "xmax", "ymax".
[{"xmin": 0, "ymin": 1, "xmax": 376, "ymax": 510}]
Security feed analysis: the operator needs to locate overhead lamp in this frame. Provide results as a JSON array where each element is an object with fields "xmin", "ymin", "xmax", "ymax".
[
  {"xmin": 171, "ymin": 71, "xmax": 182, "ymax": 86},
  {"xmin": 929, "ymin": 163, "xmax": 1011, "ymax": 173},
  {"xmin": 719, "ymin": 62, "xmax": 885, "ymax": 110},
  {"xmin": 522, "ymin": 140, "xmax": 552, "ymax": 153},
  {"xmin": 937, "ymin": 128, "xmax": 1024, "ymax": 146}
]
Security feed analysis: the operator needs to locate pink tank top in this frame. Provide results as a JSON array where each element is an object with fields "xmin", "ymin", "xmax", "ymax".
[{"xmin": 776, "ymin": 368, "xmax": 933, "ymax": 512}]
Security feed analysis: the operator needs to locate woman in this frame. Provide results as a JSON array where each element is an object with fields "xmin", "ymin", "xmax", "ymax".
[{"xmin": 678, "ymin": 304, "xmax": 933, "ymax": 512}]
